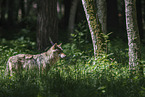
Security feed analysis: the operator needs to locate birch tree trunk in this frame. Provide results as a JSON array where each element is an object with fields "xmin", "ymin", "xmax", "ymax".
[
  {"xmin": 124, "ymin": 0, "xmax": 142, "ymax": 74},
  {"xmin": 81, "ymin": 0, "xmax": 105, "ymax": 57},
  {"xmin": 96, "ymin": 0, "xmax": 107, "ymax": 34}
]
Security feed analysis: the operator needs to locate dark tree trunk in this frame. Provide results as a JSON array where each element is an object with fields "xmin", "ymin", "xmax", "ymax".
[
  {"xmin": 8, "ymin": 0, "xmax": 19, "ymax": 26},
  {"xmin": 37, "ymin": 0, "xmax": 58, "ymax": 51},
  {"xmin": 58, "ymin": 0, "xmax": 72, "ymax": 41},
  {"xmin": 96, "ymin": 0, "xmax": 107, "ymax": 34},
  {"xmin": 59, "ymin": 0, "xmax": 72, "ymax": 30},
  {"xmin": 0, "ymin": 0, "xmax": 7, "ymax": 25},
  {"xmin": 20, "ymin": 0, "xmax": 25, "ymax": 19},
  {"xmin": 76, "ymin": 1, "xmax": 86, "ymax": 23},
  {"xmin": 136, "ymin": 0, "xmax": 144, "ymax": 40},
  {"xmin": 8, "ymin": 0, "xmax": 14, "ymax": 25},
  {"xmin": 144, "ymin": 0, "xmax": 145, "ymax": 30},
  {"xmin": 26, "ymin": 0, "xmax": 33, "ymax": 16},
  {"xmin": 107, "ymin": 0, "xmax": 119, "ymax": 33},
  {"xmin": 118, "ymin": 0, "xmax": 127, "ymax": 39},
  {"xmin": 68, "ymin": 0, "xmax": 79, "ymax": 34}
]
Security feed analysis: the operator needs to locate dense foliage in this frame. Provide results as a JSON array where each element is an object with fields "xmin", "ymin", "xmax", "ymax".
[{"xmin": 0, "ymin": 24, "xmax": 145, "ymax": 97}]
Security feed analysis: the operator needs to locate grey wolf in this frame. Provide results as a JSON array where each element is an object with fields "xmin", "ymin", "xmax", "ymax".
[{"xmin": 6, "ymin": 43, "xmax": 66, "ymax": 76}]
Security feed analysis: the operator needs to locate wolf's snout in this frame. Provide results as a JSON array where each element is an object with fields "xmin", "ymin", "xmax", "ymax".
[{"xmin": 60, "ymin": 53, "xmax": 66, "ymax": 58}]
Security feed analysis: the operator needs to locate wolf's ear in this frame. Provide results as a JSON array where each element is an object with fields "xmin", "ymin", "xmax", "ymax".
[
  {"xmin": 52, "ymin": 43, "xmax": 57, "ymax": 49},
  {"xmin": 58, "ymin": 43, "xmax": 62, "ymax": 47}
]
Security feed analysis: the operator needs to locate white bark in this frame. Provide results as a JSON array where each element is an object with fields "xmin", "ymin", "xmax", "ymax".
[
  {"xmin": 81, "ymin": 0, "xmax": 97, "ymax": 56},
  {"xmin": 124, "ymin": 0, "xmax": 141, "ymax": 72}
]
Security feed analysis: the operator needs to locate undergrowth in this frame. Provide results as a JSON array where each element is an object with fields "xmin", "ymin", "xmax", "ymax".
[{"xmin": 0, "ymin": 26, "xmax": 145, "ymax": 97}]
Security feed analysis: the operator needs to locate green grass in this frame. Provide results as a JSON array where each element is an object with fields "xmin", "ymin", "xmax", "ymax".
[{"xmin": 0, "ymin": 38, "xmax": 145, "ymax": 97}]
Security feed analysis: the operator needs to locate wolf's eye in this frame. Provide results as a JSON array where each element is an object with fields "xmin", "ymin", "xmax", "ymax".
[
  {"xmin": 54, "ymin": 49, "xmax": 62, "ymax": 54},
  {"xmin": 57, "ymin": 50, "xmax": 62, "ymax": 54}
]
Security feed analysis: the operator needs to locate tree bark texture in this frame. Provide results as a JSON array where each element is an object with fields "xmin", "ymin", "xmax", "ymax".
[
  {"xmin": 37, "ymin": 0, "xmax": 58, "ymax": 51},
  {"xmin": 96, "ymin": 0, "xmax": 107, "ymax": 34},
  {"xmin": 81, "ymin": 0, "xmax": 105, "ymax": 57},
  {"xmin": 124, "ymin": 0, "xmax": 142, "ymax": 74}
]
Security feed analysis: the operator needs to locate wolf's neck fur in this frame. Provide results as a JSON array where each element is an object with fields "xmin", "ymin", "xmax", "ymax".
[{"xmin": 39, "ymin": 48, "xmax": 59, "ymax": 65}]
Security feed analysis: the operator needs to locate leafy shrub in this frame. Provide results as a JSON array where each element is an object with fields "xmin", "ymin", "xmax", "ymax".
[
  {"xmin": 108, "ymin": 38, "xmax": 128, "ymax": 65},
  {"xmin": 0, "ymin": 37, "xmax": 36, "ymax": 67}
]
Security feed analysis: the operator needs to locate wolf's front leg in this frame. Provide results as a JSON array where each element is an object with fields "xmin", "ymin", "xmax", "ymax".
[{"xmin": 8, "ymin": 62, "xmax": 13, "ymax": 76}]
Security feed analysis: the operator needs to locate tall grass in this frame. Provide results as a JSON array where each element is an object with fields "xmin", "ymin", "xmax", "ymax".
[
  {"xmin": 0, "ymin": 55, "xmax": 145, "ymax": 97},
  {"xmin": 0, "ymin": 28, "xmax": 145, "ymax": 97}
]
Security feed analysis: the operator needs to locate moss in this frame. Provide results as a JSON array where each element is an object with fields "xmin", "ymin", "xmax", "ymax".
[{"xmin": 84, "ymin": 0, "xmax": 106, "ymax": 56}]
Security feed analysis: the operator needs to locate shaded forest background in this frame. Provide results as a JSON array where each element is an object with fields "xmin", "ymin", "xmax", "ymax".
[{"xmin": 0, "ymin": 0, "xmax": 144, "ymax": 43}]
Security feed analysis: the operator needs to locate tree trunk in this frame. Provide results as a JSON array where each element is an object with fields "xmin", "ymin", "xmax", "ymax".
[
  {"xmin": 81, "ymin": 0, "xmax": 105, "ymax": 57},
  {"xmin": 124, "ymin": 0, "xmax": 142, "ymax": 74},
  {"xmin": 59, "ymin": 0, "xmax": 72, "ymax": 30},
  {"xmin": 136, "ymin": 0, "xmax": 144, "ymax": 40},
  {"xmin": 107, "ymin": 0, "xmax": 119, "ymax": 33},
  {"xmin": 58, "ymin": 0, "xmax": 72, "ymax": 41},
  {"xmin": 118, "ymin": 0, "xmax": 127, "ymax": 39},
  {"xmin": 37, "ymin": 0, "xmax": 58, "ymax": 51},
  {"xmin": 8, "ymin": 0, "xmax": 19, "ymax": 26},
  {"xmin": 26, "ymin": 0, "xmax": 33, "ymax": 16},
  {"xmin": 0, "ymin": 0, "xmax": 7, "ymax": 25},
  {"xmin": 144, "ymin": 0, "xmax": 145, "ymax": 32},
  {"xmin": 8, "ymin": 0, "xmax": 15, "ymax": 25},
  {"xmin": 96, "ymin": 0, "xmax": 107, "ymax": 34},
  {"xmin": 68, "ymin": 0, "xmax": 79, "ymax": 34},
  {"xmin": 20, "ymin": 0, "xmax": 25, "ymax": 19}
]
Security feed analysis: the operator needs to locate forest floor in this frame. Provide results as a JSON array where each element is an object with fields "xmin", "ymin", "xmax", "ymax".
[{"xmin": 0, "ymin": 28, "xmax": 145, "ymax": 97}]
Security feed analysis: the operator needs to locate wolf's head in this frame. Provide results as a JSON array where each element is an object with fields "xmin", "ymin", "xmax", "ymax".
[{"xmin": 49, "ymin": 43, "xmax": 66, "ymax": 58}]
